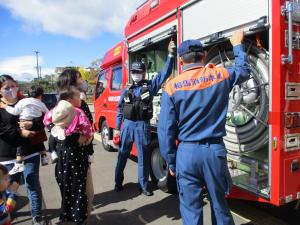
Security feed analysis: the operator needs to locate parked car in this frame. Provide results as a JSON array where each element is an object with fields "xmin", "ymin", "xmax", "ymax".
[{"xmin": 42, "ymin": 93, "xmax": 58, "ymax": 110}]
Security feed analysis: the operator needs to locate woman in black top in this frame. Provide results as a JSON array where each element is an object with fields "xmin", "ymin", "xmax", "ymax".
[
  {"xmin": 49, "ymin": 68, "xmax": 94, "ymax": 224},
  {"xmin": 0, "ymin": 74, "xmax": 46, "ymax": 225}
]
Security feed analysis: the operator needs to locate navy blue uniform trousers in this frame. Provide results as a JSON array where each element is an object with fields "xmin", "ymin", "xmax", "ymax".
[
  {"xmin": 115, "ymin": 120, "xmax": 151, "ymax": 189},
  {"xmin": 176, "ymin": 140, "xmax": 234, "ymax": 225}
]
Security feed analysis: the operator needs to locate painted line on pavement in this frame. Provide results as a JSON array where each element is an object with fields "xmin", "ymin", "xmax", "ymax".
[{"xmin": 230, "ymin": 211, "xmax": 251, "ymax": 223}]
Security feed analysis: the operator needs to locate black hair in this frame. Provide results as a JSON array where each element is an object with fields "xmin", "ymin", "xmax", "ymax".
[
  {"xmin": 181, "ymin": 52, "xmax": 204, "ymax": 64},
  {"xmin": 28, "ymin": 85, "xmax": 44, "ymax": 98},
  {"xmin": 0, "ymin": 164, "xmax": 8, "ymax": 178},
  {"xmin": 57, "ymin": 68, "xmax": 81, "ymax": 91},
  {"xmin": 0, "ymin": 74, "xmax": 16, "ymax": 88},
  {"xmin": 59, "ymin": 86, "xmax": 79, "ymax": 101}
]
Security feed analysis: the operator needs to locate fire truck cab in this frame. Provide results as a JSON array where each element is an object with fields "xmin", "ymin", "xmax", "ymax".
[
  {"xmin": 93, "ymin": 42, "xmax": 127, "ymax": 151},
  {"xmin": 94, "ymin": 0, "xmax": 300, "ymax": 206}
]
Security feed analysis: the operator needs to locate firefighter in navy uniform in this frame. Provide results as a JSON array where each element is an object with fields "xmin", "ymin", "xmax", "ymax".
[
  {"xmin": 114, "ymin": 40, "xmax": 176, "ymax": 196},
  {"xmin": 158, "ymin": 30, "xmax": 250, "ymax": 225}
]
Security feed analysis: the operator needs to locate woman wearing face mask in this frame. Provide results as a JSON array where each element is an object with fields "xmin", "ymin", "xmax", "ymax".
[
  {"xmin": 113, "ymin": 40, "xmax": 176, "ymax": 196},
  {"xmin": 47, "ymin": 68, "xmax": 94, "ymax": 221},
  {"xmin": 0, "ymin": 75, "xmax": 46, "ymax": 225}
]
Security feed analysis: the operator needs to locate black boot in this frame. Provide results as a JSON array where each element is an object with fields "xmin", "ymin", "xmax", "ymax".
[{"xmin": 114, "ymin": 184, "xmax": 124, "ymax": 192}]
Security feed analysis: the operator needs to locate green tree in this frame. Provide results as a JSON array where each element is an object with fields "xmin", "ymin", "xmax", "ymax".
[{"xmin": 30, "ymin": 74, "xmax": 57, "ymax": 93}]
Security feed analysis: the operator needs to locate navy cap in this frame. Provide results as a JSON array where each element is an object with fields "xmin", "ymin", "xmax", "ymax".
[
  {"xmin": 178, "ymin": 40, "xmax": 204, "ymax": 57},
  {"xmin": 130, "ymin": 61, "xmax": 145, "ymax": 72}
]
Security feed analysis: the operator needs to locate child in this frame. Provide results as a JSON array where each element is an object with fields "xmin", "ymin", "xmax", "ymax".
[
  {"xmin": 43, "ymin": 86, "xmax": 94, "ymax": 159},
  {"xmin": 43, "ymin": 86, "xmax": 94, "ymax": 224},
  {"xmin": 0, "ymin": 164, "xmax": 19, "ymax": 225},
  {"xmin": 0, "ymin": 85, "xmax": 49, "ymax": 175}
]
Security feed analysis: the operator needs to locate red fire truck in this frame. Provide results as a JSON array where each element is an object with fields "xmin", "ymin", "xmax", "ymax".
[{"xmin": 93, "ymin": 0, "xmax": 300, "ymax": 206}]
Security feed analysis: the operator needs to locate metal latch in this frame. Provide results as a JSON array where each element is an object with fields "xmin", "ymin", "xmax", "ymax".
[
  {"xmin": 249, "ymin": 16, "xmax": 269, "ymax": 32},
  {"xmin": 167, "ymin": 25, "xmax": 177, "ymax": 36},
  {"xmin": 204, "ymin": 32, "xmax": 226, "ymax": 45},
  {"xmin": 285, "ymin": 30, "xmax": 300, "ymax": 49},
  {"xmin": 281, "ymin": 1, "xmax": 300, "ymax": 64},
  {"xmin": 285, "ymin": 134, "xmax": 300, "ymax": 151},
  {"xmin": 291, "ymin": 159, "xmax": 300, "ymax": 172},
  {"xmin": 143, "ymin": 38, "xmax": 152, "ymax": 47},
  {"xmin": 286, "ymin": 83, "xmax": 300, "ymax": 100},
  {"xmin": 282, "ymin": 1, "xmax": 300, "ymax": 23}
]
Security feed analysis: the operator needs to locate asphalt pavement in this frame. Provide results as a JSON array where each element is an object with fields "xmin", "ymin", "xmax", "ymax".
[{"xmin": 10, "ymin": 134, "xmax": 300, "ymax": 225}]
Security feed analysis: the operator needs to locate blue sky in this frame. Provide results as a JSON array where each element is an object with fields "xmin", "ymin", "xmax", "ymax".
[{"xmin": 0, "ymin": 0, "xmax": 144, "ymax": 81}]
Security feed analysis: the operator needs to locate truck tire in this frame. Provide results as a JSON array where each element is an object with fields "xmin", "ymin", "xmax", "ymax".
[
  {"xmin": 206, "ymin": 41, "xmax": 269, "ymax": 155},
  {"xmin": 100, "ymin": 121, "xmax": 114, "ymax": 152},
  {"xmin": 150, "ymin": 139, "xmax": 177, "ymax": 193}
]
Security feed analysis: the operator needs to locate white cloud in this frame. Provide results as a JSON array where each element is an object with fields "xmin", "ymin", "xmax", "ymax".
[
  {"xmin": 0, "ymin": 56, "xmax": 55, "ymax": 81},
  {"xmin": 0, "ymin": 0, "xmax": 145, "ymax": 39}
]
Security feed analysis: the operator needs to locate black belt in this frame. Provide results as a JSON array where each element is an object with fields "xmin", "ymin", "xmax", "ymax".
[{"xmin": 182, "ymin": 138, "xmax": 222, "ymax": 145}]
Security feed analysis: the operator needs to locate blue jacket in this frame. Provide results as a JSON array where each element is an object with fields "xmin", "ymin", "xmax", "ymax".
[
  {"xmin": 158, "ymin": 44, "xmax": 250, "ymax": 172},
  {"xmin": 115, "ymin": 55, "xmax": 174, "ymax": 129}
]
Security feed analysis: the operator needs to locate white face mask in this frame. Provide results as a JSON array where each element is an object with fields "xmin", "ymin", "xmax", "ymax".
[
  {"xmin": 1, "ymin": 87, "xmax": 18, "ymax": 99},
  {"xmin": 78, "ymin": 80, "xmax": 88, "ymax": 92},
  {"xmin": 131, "ymin": 74, "xmax": 143, "ymax": 83}
]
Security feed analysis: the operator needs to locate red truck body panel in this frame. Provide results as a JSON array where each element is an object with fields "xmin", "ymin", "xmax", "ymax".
[{"xmin": 94, "ymin": 0, "xmax": 300, "ymax": 206}]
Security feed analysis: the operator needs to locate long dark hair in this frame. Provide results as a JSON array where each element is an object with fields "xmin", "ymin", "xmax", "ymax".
[
  {"xmin": 0, "ymin": 74, "xmax": 16, "ymax": 88},
  {"xmin": 59, "ymin": 85, "xmax": 78, "ymax": 101},
  {"xmin": 57, "ymin": 68, "xmax": 81, "ymax": 91}
]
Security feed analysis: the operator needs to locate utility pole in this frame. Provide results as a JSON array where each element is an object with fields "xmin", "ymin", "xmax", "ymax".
[
  {"xmin": 51, "ymin": 74, "xmax": 54, "ymax": 90},
  {"xmin": 34, "ymin": 50, "xmax": 40, "ymax": 80}
]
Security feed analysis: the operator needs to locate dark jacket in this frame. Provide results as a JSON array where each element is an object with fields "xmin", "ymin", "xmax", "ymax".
[
  {"xmin": 115, "ymin": 55, "xmax": 174, "ymax": 129},
  {"xmin": 0, "ymin": 99, "xmax": 45, "ymax": 161}
]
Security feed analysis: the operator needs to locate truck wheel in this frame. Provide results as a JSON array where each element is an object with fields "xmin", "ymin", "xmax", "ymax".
[
  {"xmin": 150, "ymin": 140, "xmax": 177, "ymax": 193},
  {"xmin": 100, "ymin": 121, "xmax": 114, "ymax": 152}
]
